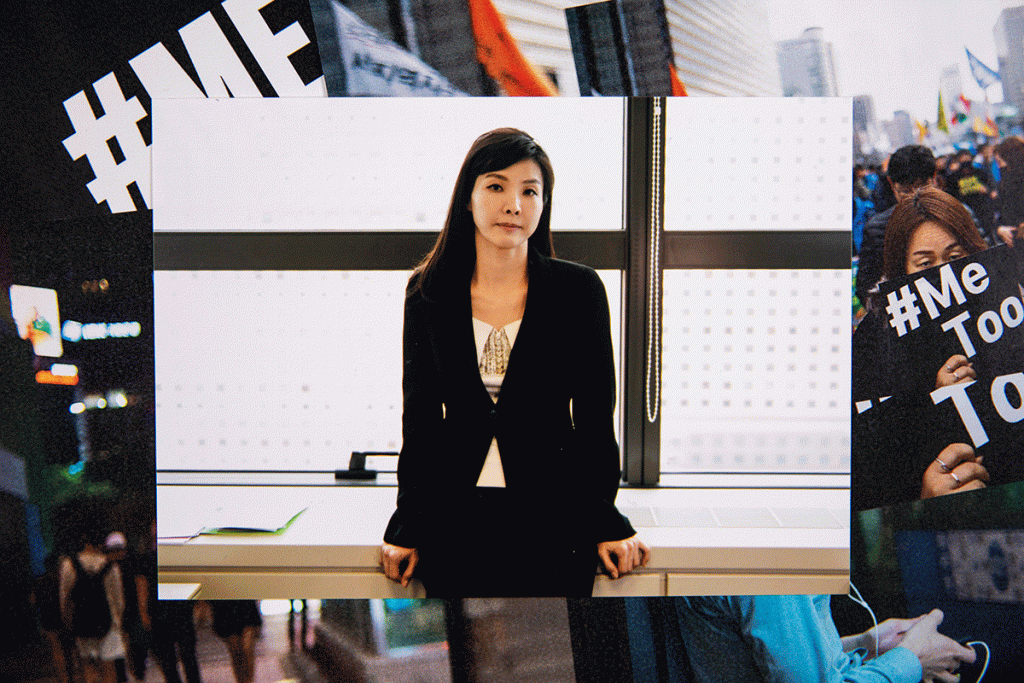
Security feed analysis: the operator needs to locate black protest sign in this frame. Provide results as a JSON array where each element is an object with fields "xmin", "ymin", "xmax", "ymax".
[
  {"xmin": 852, "ymin": 392, "xmax": 943, "ymax": 511},
  {"xmin": 877, "ymin": 245, "xmax": 1024, "ymax": 395},
  {"xmin": 1, "ymin": 0, "xmax": 322, "ymax": 225},
  {"xmin": 853, "ymin": 377, "xmax": 1024, "ymax": 510},
  {"xmin": 854, "ymin": 245, "xmax": 1024, "ymax": 507}
]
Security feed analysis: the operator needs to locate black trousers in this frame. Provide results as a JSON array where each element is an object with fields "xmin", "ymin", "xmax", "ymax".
[{"xmin": 415, "ymin": 488, "xmax": 597, "ymax": 598}]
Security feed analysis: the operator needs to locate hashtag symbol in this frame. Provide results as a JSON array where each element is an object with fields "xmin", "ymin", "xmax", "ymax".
[
  {"xmin": 886, "ymin": 284, "xmax": 923, "ymax": 337},
  {"xmin": 62, "ymin": 72, "xmax": 151, "ymax": 213}
]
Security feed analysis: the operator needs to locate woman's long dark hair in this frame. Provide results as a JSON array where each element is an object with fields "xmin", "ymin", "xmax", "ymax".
[
  {"xmin": 411, "ymin": 128, "xmax": 555, "ymax": 299},
  {"xmin": 883, "ymin": 186, "xmax": 986, "ymax": 280}
]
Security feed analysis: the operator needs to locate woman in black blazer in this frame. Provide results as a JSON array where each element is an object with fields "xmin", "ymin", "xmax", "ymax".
[{"xmin": 379, "ymin": 128, "xmax": 648, "ymax": 597}]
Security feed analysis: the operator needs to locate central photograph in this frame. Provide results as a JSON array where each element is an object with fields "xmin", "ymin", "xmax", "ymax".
[{"xmin": 153, "ymin": 96, "xmax": 851, "ymax": 599}]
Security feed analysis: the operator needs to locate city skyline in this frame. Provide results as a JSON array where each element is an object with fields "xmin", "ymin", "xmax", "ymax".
[{"xmin": 766, "ymin": 0, "xmax": 1015, "ymax": 124}]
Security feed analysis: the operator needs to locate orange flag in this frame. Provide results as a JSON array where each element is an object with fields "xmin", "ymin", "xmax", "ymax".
[
  {"xmin": 669, "ymin": 63, "xmax": 688, "ymax": 96},
  {"xmin": 468, "ymin": 0, "xmax": 558, "ymax": 96}
]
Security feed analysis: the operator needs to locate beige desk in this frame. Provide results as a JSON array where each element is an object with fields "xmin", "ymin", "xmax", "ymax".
[{"xmin": 157, "ymin": 481, "xmax": 849, "ymax": 598}]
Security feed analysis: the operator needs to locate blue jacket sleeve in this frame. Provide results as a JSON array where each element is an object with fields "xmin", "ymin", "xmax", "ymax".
[{"xmin": 676, "ymin": 595, "xmax": 922, "ymax": 683}]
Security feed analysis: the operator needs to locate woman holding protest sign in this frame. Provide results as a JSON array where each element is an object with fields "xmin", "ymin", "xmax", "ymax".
[
  {"xmin": 378, "ymin": 128, "xmax": 647, "ymax": 596},
  {"xmin": 882, "ymin": 188, "xmax": 991, "ymax": 499},
  {"xmin": 853, "ymin": 187, "xmax": 991, "ymax": 509}
]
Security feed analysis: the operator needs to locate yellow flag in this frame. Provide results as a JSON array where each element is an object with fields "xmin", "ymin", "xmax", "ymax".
[
  {"xmin": 914, "ymin": 118, "xmax": 927, "ymax": 143},
  {"xmin": 937, "ymin": 92, "xmax": 949, "ymax": 134}
]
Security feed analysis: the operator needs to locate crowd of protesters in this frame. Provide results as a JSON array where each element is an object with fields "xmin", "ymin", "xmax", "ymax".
[
  {"xmin": 854, "ymin": 138, "xmax": 1024, "ymax": 280},
  {"xmin": 852, "ymin": 137, "xmax": 1024, "ymax": 511}
]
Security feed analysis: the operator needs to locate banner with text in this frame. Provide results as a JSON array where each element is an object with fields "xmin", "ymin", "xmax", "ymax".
[
  {"xmin": 2, "ymin": 0, "xmax": 323, "ymax": 224},
  {"xmin": 854, "ymin": 246, "xmax": 1024, "ymax": 508}
]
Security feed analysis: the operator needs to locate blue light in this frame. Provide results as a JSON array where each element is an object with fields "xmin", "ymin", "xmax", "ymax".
[{"xmin": 68, "ymin": 461, "xmax": 85, "ymax": 476}]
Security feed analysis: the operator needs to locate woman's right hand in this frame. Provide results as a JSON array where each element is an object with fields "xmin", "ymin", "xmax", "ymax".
[
  {"xmin": 379, "ymin": 543, "xmax": 418, "ymax": 587},
  {"xmin": 921, "ymin": 443, "xmax": 988, "ymax": 499},
  {"xmin": 597, "ymin": 535, "xmax": 650, "ymax": 579},
  {"xmin": 935, "ymin": 354, "xmax": 975, "ymax": 389}
]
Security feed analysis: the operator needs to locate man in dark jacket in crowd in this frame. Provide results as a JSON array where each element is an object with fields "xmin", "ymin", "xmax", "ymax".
[
  {"xmin": 948, "ymin": 148, "xmax": 996, "ymax": 240},
  {"xmin": 855, "ymin": 145, "xmax": 936, "ymax": 306}
]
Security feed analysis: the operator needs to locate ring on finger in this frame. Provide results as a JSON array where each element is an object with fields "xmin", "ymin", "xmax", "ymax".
[
  {"xmin": 949, "ymin": 471, "xmax": 962, "ymax": 485},
  {"xmin": 935, "ymin": 457, "xmax": 951, "ymax": 471}
]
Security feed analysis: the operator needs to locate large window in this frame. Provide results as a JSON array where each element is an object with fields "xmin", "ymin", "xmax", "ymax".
[
  {"xmin": 657, "ymin": 98, "xmax": 851, "ymax": 480},
  {"xmin": 155, "ymin": 269, "xmax": 621, "ymax": 471},
  {"xmin": 153, "ymin": 96, "xmax": 851, "ymax": 486}
]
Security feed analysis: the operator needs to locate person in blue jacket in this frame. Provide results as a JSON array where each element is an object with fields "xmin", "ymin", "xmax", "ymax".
[{"xmin": 674, "ymin": 594, "xmax": 976, "ymax": 682}]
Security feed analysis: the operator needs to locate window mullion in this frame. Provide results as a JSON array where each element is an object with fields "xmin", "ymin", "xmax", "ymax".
[{"xmin": 622, "ymin": 97, "xmax": 664, "ymax": 486}]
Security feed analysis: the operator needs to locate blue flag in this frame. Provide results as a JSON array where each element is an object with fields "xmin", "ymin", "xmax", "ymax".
[{"xmin": 966, "ymin": 47, "xmax": 1000, "ymax": 89}]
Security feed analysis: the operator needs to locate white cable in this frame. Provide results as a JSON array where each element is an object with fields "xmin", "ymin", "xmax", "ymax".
[
  {"xmin": 848, "ymin": 584, "xmax": 990, "ymax": 682},
  {"xmin": 964, "ymin": 641, "xmax": 990, "ymax": 682},
  {"xmin": 847, "ymin": 581, "xmax": 879, "ymax": 660}
]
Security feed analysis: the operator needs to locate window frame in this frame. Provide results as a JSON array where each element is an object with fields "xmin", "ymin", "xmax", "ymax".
[{"xmin": 152, "ymin": 97, "xmax": 850, "ymax": 487}]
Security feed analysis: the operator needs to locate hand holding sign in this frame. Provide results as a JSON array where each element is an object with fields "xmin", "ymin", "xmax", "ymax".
[
  {"xmin": 921, "ymin": 443, "xmax": 988, "ymax": 498},
  {"xmin": 853, "ymin": 189, "xmax": 1024, "ymax": 510},
  {"xmin": 935, "ymin": 354, "xmax": 976, "ymax": 389}
]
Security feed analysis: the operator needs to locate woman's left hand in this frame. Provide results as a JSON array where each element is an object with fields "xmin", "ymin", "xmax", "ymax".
[
  {"xmin": 935, "ymin": 354, "xmax": 975, "ymax": 389},
  {"xmin": 597, "ymin": 535, "xmax": 650, "ymax": 579},
  {"xmin": 921, "ymin": 443, "xmax": 988, "ymax": 498}
]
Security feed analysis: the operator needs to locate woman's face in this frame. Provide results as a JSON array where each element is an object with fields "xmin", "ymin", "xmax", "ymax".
[
  {"xmin": 469, "ymin": 158, "xmax": 544, "ymax": 255},
  {"xmin": 906, "ymin": 220, "xmax": 968, "ymax": 274}
]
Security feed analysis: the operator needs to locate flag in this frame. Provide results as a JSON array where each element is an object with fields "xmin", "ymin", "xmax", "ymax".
[
  {"xmin": 669, "ymin": 63, "xmax": 688, "ymax": 96},
  {"xmin": 966, "ymin": 47, "xmax": 1000, "ymax": 89},
  {"xmin": 972, "ymin": 116, "xmax": 998, "ymax": 137},
  {"xmin": 983, "ymin": 94, "xmax": 999, "ymax": 138},
  {"xmin": 914, "ymin": 119, "xmax": 928, "ymax": 143},
  {"xmin": 951, "ymin": 94, "xmax": 969, "ymax": 125},
  {"xmin": 937, "ymin": 92, "xmax": 949, "ymax": 134},
  {"xmin": 328, "ymin": 0, "xmax": 465, "ymax": 96},
  {"xmin": 468, "ymin": 0, "xmax": 558, "ymax": 96}
]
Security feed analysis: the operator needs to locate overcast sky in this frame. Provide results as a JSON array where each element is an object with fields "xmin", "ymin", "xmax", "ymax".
[{"xmin": 766, "ymin": 0, "xmax": 1016, "ymax": 123}]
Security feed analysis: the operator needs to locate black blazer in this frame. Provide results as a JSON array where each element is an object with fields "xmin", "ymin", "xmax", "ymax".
[{"xmin": 383, "ymin": 249, "xmax": 636, "ymax": 548}]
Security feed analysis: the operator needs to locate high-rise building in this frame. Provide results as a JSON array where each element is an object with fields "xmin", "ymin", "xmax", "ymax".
[
  {"xmin": 852, "ymin": 95, "xmax": 875, "ymax": 135},
  {"xmin": 327, "ymin": 0, "xmax": 784, "ymax": 96},
  {"xmin": 940, "ymin": 64, "xmax": 963, "ymax": 116},
  {"xmin": 493, "ymin": 0, "xmax": 583, "ymax": 95},
  {"xmin": 663, "ymin": 0, "xmax": 781, "ymax": 96},
  {"xmin": 565, "ymin": 0, "xmax": 676, "ymax": 96},
  {"xmin": 884, "ymin": 111, "xmax": 916, "ymax": 151},
  {"xmin": 995, "ymin": 6, "xmax": 1024, "ymax": 113},
  {"xmin": 853, "ymin": 94, "xmax": 883, "ymax": 161},
  {"xmin": 776, "ymin": 27, "xmax": 839, "ymax": 97},
  {"xmin": 503, "ymin": 0, "xmax": 784, "ymax": 96}
]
